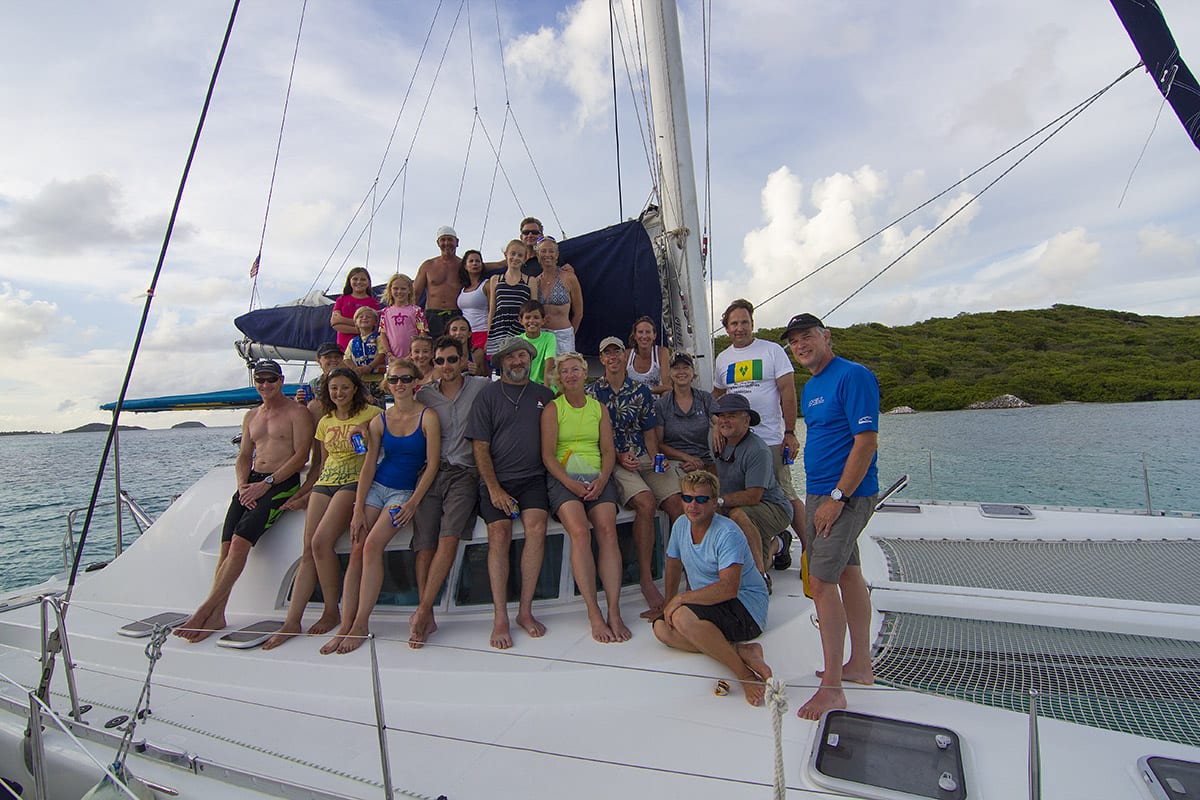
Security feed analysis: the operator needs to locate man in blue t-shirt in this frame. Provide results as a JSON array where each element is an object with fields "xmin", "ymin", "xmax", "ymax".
[
  {"xmin": 782, "ymin": 313, "xmax": 880, "ymax": 722},
  {"xmin": 653, "ymin": 470, "xmax": 772, "ymax": 707}
]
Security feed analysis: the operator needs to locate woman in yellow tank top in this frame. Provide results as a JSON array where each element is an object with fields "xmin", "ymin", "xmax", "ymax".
[{"xmin": 540, "ymin": 352, "xmax": 630, "ymax": 644}]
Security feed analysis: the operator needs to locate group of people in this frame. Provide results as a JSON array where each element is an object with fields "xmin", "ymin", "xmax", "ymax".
[{"xmin": 178, "ymin": 277, "xmax": 881, "ymax": 720}]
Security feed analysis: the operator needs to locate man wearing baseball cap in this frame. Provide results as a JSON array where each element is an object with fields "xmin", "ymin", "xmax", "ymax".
[
  {"xmin": 176, "ymin": 360, "xmax": 315, "ymax": 643},
  {"xmin": 414, "ymin": 225, "xmax": 463, "ymax": 338},
  {"xmin": 780, "ymin": 313, "xmax": 880, "ymax": 721}
]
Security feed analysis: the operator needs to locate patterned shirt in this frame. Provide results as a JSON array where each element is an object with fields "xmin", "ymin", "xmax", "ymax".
[{"xmin": 587, "ymin": 376, "xmax": 657, "ymax": 456}]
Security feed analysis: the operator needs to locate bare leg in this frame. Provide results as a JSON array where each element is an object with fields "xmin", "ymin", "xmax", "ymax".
[
  {"xmin": 790, "ymin": 498, "xmax": 806, "ymax": 544},
  {"xmin": 336, "ymin": 513, "xmax": 398, "ymax": 654},
  {"xmin": 660, "ymin": 493, "xmax": 684, "ymax": 527},
  {"xmin": 515, "ymin": 509, "xmax": 548, "ymax": 639},
  {"xmin": 414, "ymin": 549, "xmax": 433, "ymax": 602},
  {"xmin": 307, "ymin": 491, "xmax": 355, "ymax": 635},
  {"xmin": 798, "ymin": 575, "xmax": 849, "ymax": 719},
  {"xmin": 486, "ymin": 520, "xmax": 514, "ymax": 649},
  {"xmin": 264, "ymin": 493, "xmax": 332, "ymax": 650},
  {"xmin": 727, "ymin": 508, "xmax": 767, "ymax": 575},
  {"xmin": 560, "ymin": 502, "xmax": 614, "ymax": 643},
  {"xmin": 409, "ymin": 536, "xmax": 458, "ymax": 648},
  {"xmin": 590, "ymin": 503, "xmax": 630, "ymax": 642},
  {"xmin": 321, "ymin": 506, "xmax": 380, "ymax": 654},
  {"xmin": 815, "ymin": 566, "xmax": 875, "ymax": 685},
  {"xmin": 629, "ymin": 491, "xmax": 664, "ymax": 618},
  {"xmin": 177, "ymin": 537, "xmax": 252, "ymax": 643},
  {"xmin": 671, "ymin": 607, "xmax": 769, "ymax": 706}
]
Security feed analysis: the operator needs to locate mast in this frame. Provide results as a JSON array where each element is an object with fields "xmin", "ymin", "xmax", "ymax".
[{"xmin": 642, "ymin": 0, "xmax": 714, "ymax": 389}]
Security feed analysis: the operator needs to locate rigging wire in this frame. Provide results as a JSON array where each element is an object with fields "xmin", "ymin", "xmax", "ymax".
[
  {"xmin": 751, "ymin": 63, "xmax": 1144, "ymax": 319},
  {"xmin": 700, "ymin": 0, "xmax": 715, "ymax": 335},
  {"xmin": 1119, "ymin": 61, "xmax": 1169, "ymax": 208},
  {"xmin": 610, "ymin": 0, "xmax": 623, "ymax": 219},
  {"xmin": 610, "ymin": 1, "xmax": 657, "ymax": 192},
  {"xmin": 825, "ymin": 64, "xmax": 1140, "ymax": 320},
  {"xmin": 63, "ymin": 1, "xmax": 242, "ymax": 606},
  {"xmin": 248, "ymin": 0, "xmax": 307, "ymax": 312}
]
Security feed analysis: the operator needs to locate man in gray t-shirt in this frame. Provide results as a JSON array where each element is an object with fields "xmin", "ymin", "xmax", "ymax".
[
  {"xmin": 465, "ymin": 336, "xmax": 555, "ymax": 650},
  {"xmin": 710, "ymin": 394, "xmax": 793, "ymax": 582}
]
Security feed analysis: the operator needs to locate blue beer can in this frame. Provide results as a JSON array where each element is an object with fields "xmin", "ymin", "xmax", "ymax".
[
  {"xmin": 350, "ymin": 432, "xmax": 367, "ymax": 454},
  {"xmin": 654, "ymin": 453, "xmax": 667, "ymax": 473},
  {"xmin": 509, "ymin": 500, "xmax": 521, "ymax": 520},
  {"xmin": 296, "ymin": 385, "xmax": 308, "ymax": 403},
  {"xmin": 782, "ymin": 446, "xmax": 795, "ymax": 465},
  {"xmin": 387, "ymin": 505, "xmax": 403, "ymax": 527}
]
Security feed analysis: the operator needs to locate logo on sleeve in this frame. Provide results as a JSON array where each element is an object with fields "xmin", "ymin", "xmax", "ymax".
[
  {"xmin": 807, "ymin": 396, "xmax": 825, "ymax": 408},
  {"xmin": 858, "ymin": 415, "xmax": 874, "ymax": 425}
]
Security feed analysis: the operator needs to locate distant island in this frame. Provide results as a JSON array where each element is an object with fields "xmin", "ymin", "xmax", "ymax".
[
  {"xmin": 62, "ymin": 423, "xmax": 147, "ymax": 433},
  {"xmin": 0, "ymin": 430, "xmax": 50, "ymax": 436},
  {"xmin": 738, "ymin": 304, "xmax": 1200, "ymax": 412},
  {"xmin": 172, "ymin": 421, "xmax": 207, "ymax": 429}
]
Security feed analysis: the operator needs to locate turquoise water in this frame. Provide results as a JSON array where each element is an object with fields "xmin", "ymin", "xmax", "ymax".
[{"xmin": 1, "ymin": 400, "xmax": 1197, "ymax": 593}]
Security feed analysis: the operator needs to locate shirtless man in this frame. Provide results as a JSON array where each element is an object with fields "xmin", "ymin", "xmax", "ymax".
[
  {"xmin": 414, "ymin": 225, "xmax": 463, "ymax": 339},
  {"xmin": 175, "ymin": 360, "xmax": 315, "ymax": 643}
]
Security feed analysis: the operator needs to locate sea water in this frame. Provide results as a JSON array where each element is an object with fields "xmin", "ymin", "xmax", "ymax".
[{"xmin": 1, "ymin": 400, "xmax": 1197, "ymax": 593}]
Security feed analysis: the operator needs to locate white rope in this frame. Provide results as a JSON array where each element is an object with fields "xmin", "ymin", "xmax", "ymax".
[{"xmin": 765, "ymin": 676, "xmax": 789, "ymax": 800}]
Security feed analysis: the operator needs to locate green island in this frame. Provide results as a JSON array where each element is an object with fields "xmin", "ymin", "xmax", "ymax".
[{"xmin": 737, "ymin": 304, "xmax": 1200, "ymax": 412}]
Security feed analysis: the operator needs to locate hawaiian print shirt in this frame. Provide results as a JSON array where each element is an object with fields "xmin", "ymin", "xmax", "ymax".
[{"xmin": 587, "ymin": 376, "xmax": 657, "ymax": 456}]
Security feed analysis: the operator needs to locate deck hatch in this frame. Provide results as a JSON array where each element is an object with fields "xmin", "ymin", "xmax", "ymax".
[
  {"xmin": 808, "ymin": 710, "xmax": 966, "ymax": 799},
  {"xmin": 877, "ymin": 537, "xmax": 1200, "ymax": 605},
  {"xmin": 872, "ymin": 612, "xmax": 1200, "ymax": 747}
]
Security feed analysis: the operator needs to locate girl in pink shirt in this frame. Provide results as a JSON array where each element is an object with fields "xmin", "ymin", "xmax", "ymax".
[
  {"xmin": 330, "ymin": 267, "xmax": 381, "ymax": 350},
  {"xmin": 378, "ymin": 273, "xmax": 428, "ymax": 360}
]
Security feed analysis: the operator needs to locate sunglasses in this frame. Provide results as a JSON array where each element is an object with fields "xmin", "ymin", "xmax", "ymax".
[
  {"xmin": 433, "ymin": 355, "xmax": 460, "ymax": 365},
  {"xmin": 254, "ymin": 375, "xmax": 281, "ymax": 384},
  {"xmin": 521, "ymin": 228, "xmax": 542, "ymax": 236},
  {"xmin": 680, "ymin": 494, "xmax": 712, "ymax": 505},
  {"xmin": 386, "ymin": 374, "xmax": 417, "ymax": 384}
]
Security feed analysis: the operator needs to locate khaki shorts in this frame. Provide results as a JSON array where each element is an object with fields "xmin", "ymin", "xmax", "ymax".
[
  {"xmin": 803, "ymin": 494, "xmax": 876, "ymax": 584},
  {"xmin": 611, "ymin": 453, "xmax": 683, "ymax": 508},
  {"xmin": 768, "ymin": 444, "xmax": 800, "ymax": 502},
  {"xmin": 731, "ymin": 501, "xmax": 792, "ymax": 564}
]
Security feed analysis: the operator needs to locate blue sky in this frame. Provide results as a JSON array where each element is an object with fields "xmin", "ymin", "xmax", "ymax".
[{"xmin": 2, "ymin": 1, "xmax": 1198, "ymax": 431}]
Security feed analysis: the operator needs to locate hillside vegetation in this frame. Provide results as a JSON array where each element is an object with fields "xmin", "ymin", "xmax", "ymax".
[{"xmin": 734, "ymin": 305, "xmax": 1200, "ymax": 411}]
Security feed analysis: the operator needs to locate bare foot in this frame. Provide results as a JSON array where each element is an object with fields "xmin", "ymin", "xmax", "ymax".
[
  {"xmin": 490, "ymin": 620, "xmax": 513, "ymax": 650},
  {"xmin": 336, "ymin": 628, "xmax": 368, "ymax": 654},
  {"xmin": 306, "ymin": 613, "xmax": 341, "ymax": 637},
  {"xmin": 797, "ymin": 686, "xmax": 847, "ymax": 720},
  {"xmin": 175, "ymin": 610, "xmax": 225, "ymax": 643},
  {"xmin": 816, "ymin": 662, "xmax": 874, "ymax": 685},
  {"xmin": 737, "ymin": 643, "xmax": 773, "ymax": 681},
  {"xmin": 262, "ymin": 621, "xmax": 301, "ymax": 651},
  {"xmin": 319, "ymin": 632, "xmax": 347, "ymax": 655},
  {"xmin": 608, "ymin": 613, "xmax": 632, "ymax": 643},
  {"xmin": 589, "ymin": 614, "xmax": 616, "ymax": 644},
  {"xmin": 639, "ymin": 582, "xmax": 666, "ymax": 619},
  {"xmin": 408, "ymin": 609, "xmax": 438, "ymax": 649},
  {"xmin": 516, "ymin": 611, "xmax": 546, "ymax": 639}
]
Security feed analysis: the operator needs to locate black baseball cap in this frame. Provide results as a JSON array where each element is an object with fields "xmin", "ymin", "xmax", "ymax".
[
  {"xmin": 780, "ymin": 313, "xmax": 825, "ymax": 340},
  {"xmin": 316, "ymin": 342, "xmax": 343, "ymax": 358}
]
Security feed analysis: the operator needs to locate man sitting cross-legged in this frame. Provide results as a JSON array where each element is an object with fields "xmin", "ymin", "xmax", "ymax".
[{"xmin": 653, "ymin": 470, "xmax": 772, "ymax": 706}]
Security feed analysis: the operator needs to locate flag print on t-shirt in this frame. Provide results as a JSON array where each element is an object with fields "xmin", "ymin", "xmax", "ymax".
[{"xmin": 725, "ymin": 359, "xmax": 764, "ymax": 384}]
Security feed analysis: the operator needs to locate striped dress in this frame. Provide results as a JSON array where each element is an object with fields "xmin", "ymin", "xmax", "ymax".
[{"xmin": 486, "ymin": 274, "xmax": 532, "ymax": 357}]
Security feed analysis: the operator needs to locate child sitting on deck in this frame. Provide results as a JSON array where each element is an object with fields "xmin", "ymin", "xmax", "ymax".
[{"xmin": 344, "ymin": 306, "xmax": 387, "ymax": 407}]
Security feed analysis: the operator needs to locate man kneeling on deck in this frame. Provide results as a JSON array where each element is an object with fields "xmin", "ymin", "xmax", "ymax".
[{"xmin": 653, "ymin": 471, "xmax": 772, "ymax": 706}]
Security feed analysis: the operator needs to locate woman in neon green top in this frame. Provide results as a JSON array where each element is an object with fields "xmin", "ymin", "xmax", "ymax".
[{"xmin": 540, "ymin": 352, "xmax": 629, "ymax": 644}]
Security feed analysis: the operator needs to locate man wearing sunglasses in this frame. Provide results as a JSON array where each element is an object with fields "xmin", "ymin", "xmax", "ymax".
[
  {"xmin": 653, "ymin": 470, "xmax": 772, "ymax": 706},
  {"xmin": 781, "ymin": 312, "xmax": 879, "ymax": 723},
  {"xmin": 176, "ymin": 360, "xmax": 315, "ymax": 643},
  {"xmin": 709, "ymin": 393, "xmax": 793, "ymax": 592},
  {"xmin": 409, "ymin": 336, "xmax": 491, "ymax": 647}
]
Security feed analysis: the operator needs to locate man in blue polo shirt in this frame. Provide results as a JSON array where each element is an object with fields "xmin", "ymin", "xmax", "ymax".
[{"xmin": 782, "ymin": 313, "xmax": 880, "ymax": 721}]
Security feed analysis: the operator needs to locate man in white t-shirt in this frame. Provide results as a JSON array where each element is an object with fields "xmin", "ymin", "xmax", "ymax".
[{"xmin": 712, "ymin": 299, "xmax": 804, "ymax": 558}]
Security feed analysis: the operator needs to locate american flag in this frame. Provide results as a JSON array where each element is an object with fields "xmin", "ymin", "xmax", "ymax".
[{"xmin": 249, "ymin": 254, "xmax": 260, "ymax": 279}]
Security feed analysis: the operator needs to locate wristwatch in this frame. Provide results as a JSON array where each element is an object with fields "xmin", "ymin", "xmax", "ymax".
[
  {"xmin": 830, "ymin": 488, "xmax": 845, "ymax": 502},
  {"xmin": 263, "ymin": 475, "xmax": 275, "ymax": 486},
  {"xmin": 717, "ymin": 496, "xmax": 725, "ymax": 508}
]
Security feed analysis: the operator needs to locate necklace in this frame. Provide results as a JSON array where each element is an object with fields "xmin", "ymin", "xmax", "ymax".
[{"xmin": 500, "ymin": 380, "xmax": 529, "ymax": 410}]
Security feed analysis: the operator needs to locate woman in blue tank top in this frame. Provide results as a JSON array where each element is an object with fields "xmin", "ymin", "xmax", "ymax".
[{"xmin": 322, "ymin": 357, "xmax": 441, "ymax": 655}]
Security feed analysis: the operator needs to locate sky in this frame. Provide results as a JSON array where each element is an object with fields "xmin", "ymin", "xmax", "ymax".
[{"xmin": 2, "ymin": 1, "xmax": 1198, "ymax": 432}]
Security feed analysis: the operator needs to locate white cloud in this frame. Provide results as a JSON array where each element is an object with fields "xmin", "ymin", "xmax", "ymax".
[
  {"xmin": 0, "ymin": 283, "xmax": 62, "ymax": 347},
  {"xmin": 1137, "ymin": 224, "xmax": 1197, "ymax": 274}
]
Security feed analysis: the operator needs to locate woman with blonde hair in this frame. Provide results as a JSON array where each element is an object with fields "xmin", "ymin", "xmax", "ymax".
[{"xmin": 540, "ymin": 352, "xmax": 629, "ymax": 643}]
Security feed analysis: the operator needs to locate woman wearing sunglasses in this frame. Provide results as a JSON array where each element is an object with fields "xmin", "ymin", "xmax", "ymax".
[
  {"xmin": 540, "ymin": 352, "xmax": 629, "ymax": 644},
  {"xmin": 322, "ymin": 358, "xmax": 441, "ymax": 655}
]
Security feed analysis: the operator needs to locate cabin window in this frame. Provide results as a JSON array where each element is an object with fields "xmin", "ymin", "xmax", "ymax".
[
  {"xmin": 455, "ymin": 533, "xmax": 565, "ymax": 606},
  {"xmin": 298, "ymin": 551, "xmax": 441, "ymax": 608},
  {"xmin": 573, "ymin": 517, "xmax": 663, "ymax": 595}
]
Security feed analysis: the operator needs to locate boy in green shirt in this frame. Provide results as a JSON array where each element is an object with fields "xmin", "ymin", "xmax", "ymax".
[{"xmin": 518, "ymin": 299, "xmax": 558, "ymax": 386}]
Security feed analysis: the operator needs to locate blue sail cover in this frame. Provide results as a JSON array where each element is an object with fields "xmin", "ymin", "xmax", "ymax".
[
  {"xmin": 1111, "ymin": 0, "xmax": 1200, "ymax": 151},
  {"xmin": 233, "ymin": 219, "xmax": 662, "ymax": 357},
  {"xmin": 100, "ymin": 385, "xmax": 307, "ymax": 412}
]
